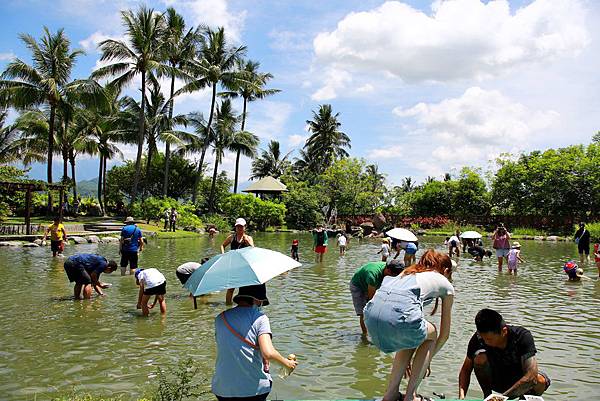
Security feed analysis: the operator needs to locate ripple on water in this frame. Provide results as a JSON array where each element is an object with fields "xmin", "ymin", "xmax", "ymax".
[{"xmin": 0, "ymin": 235, "xmax": 599, "ymax": 399}]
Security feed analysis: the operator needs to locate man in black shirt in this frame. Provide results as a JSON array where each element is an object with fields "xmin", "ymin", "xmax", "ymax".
[{"xmin": 458, "ymin": 309, "xmax": 551, "ymax": 399}]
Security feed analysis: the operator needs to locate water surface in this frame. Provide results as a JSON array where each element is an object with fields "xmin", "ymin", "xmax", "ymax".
[{"xmin": 0, "ymin": 234, "xmax": 598, "ymax": 399}]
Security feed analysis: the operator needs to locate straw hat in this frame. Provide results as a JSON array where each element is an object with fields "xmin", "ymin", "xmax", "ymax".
[{"xmin": 512, "ymin": 241, "xmax": 521, "ymax": 248}]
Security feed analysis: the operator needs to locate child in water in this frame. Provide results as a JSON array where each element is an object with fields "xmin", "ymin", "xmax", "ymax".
[
  {"xmin": 507, "ymin": 242, "xmax": 524, "ymax": 275},
  {"xmin": 594, "ymin": 243, "xmax": 600, "ymax": 278},
  {"xmin": 377, "ymin": 238, "xmax": 391, "ymax": 261},
  {"xmin": 135, "ymin": 268, "xmax": 167, "ymax": 316},
  {"xmin": 563, "ymin": 261, "xmax": 585, "ymax": 281},
  {"xmin": 290, "ymin": 239, "xmax": 299, "ymax": 261}
]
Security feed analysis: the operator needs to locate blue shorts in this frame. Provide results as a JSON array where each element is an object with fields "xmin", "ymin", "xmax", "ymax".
[{"xmin": 496, "ymin": 248, "xmax": 510, "ymax": 258}]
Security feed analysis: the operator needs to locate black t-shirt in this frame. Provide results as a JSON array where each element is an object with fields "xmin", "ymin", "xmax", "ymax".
[
  {"xmin": 468, "ymin": 245, "xmax": 485, "ymax": 257},
  {"xmin": 575, "ymin": 228, "xmax": 590, "ymax": 245},
  {"xmin": 466, "ymin": 325, "xmax": 537, "ymax": 393}
]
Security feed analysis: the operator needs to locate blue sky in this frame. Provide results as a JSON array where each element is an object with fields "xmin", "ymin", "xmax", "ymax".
[{"xmin": 1, "ymin": 0, "xmax": 599, "ymax": 187}]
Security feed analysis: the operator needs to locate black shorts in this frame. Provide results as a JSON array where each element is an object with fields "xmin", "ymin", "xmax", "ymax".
[
  {"xmin": 216, "ymin": 392, "xmax": 269, "ymax": 401},
  {"xmin": 144, "ymin": 281, "xmax": 166, "ymax": 295},
  {"xmin": 176, "ymin": 270, "xmax": 191, "ymax": 285},
  {"xmin": 120, "ymin": 250, "xmax": 139, "ymax": 269},
  {"xmin": 51, "ymin": 240, "xmax": 64, "ymax": 253},
  {"xmin": 578, "ymin": 242, "xmax": 590, "ymax": 255},
  {"xmin": 64, "ymin": 260, "xmax": 92, "ymax": 285},
  {"xmin": 450, "ymin": 240, "xmax": 458, "ymax": 247}
]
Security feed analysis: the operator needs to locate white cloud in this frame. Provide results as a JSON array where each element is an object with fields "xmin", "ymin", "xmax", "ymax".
[
  {"xmin": 268, "ymin": 30, "xmax": 312, "ymax": 52},
  {"xmin": 166, "ymin": 0, "xmax": 247, "ymax": 42},
  {"xmin": 368, "ymin": 87, "xmax": 559, "ymax": 176},
  {"xmin": 311, "ymin": 67, "xmax": 352, "ymax": 101},
  {"xmin": 287, "ymin": 134, "xmax": 307, "ymax": 147},
  {"xmin": 312, "ymin": 0, "xmax": 589, "ymax": 98},
  {"xmin": 0, "ymin": 52, "xmax": 15, "ymax": 61},
  {"xmin": 245, "ymin": 101, "xmax": 293, "ymax": 140},
  {"xmin": 79, "ymin": 31, "xmax": 124, "ymax": 53}
]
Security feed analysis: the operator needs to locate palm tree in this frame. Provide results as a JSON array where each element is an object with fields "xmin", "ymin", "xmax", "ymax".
[
  {"xmin": 92, "ymin": 6, "xmax": 167, "ymax": 205},
  {"xmin": 401, "ymin": 177, "xmax": 414, "ymax": 192},
  {"xmin": 0, "ymin": 110, "xmax": 20, "ymax": 163},
  {"xmin": 161, "ymin": 7, "xmax": 199, "ymax": 196},
  {"xmin": 304, "ymin": 104, "xmax": 351, "ymax": 175},
  {"xmin": 221, "ymin": 60, "xmax": 280, "ymax": 192},
  {"xmin": 13, "ymin": 109, "xmax": 49, "ymax": 166},
  {"xmin": 208, "ymin": 99, "xmax": 239, "ymax": 212},
  {"xmin": 365, "ymin": 164, "xmax": 385, "ymax": 193},
  {"xmin": 0, "ymin": 27, "xmax": 84, "ymax": 212},
  {"xmin": 251, "ymin": 140, "xmax": 292, "ymax": 180},
  {"xmin": 177, "ymin": 26, "xmax": 246, "ymax": 202},
  {"xmin": 229, "ymin": 130, "xmax": 259, "ymax": 187},
  {"xmin": 183, "ymin": 112, "xmax": 212, "ymax": 202}
]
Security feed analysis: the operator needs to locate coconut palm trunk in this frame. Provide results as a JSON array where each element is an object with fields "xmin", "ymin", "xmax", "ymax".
[
  {"xmin": 97, "ymin": 155, "xmax": 104, "ymax": 215},
  {"xmin": 233, "ymin": 97, "xmax": 248, "ymax": 194},
  {"xmin": 47, "ymin": 105, "xmax": 56, "ymax": 213},
  {"xmin": 192, "ymin": 82, "xmax": 217, "ymax": 204},
  {"xmin": 209, "ymin": 156, "xmax": 220, "ymax": 212},
  {"xmin": 130, "ymin": 70, "xmax": 147, "ymax": 206},
  {"xmin": 102, "ymin": 155, "xmax": 107, "ymax": 214},
  {"xmin": 69, "ymin": 150, "xmax": 77, "ymax": 200},
  {"xmin": 163, "ymin": 74, "xmax": 176, "ymax": 197}
]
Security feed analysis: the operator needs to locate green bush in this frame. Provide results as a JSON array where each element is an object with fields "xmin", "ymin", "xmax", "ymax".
[
  {"xmin": 200, "ymin": 214, "xmax": 230, "ymax": 232},
  {"xmin": 511, "ymin": 226, "xmax": 547, "ymax": 236},
  {"xmin": 580, "ymin": 222, "xmax": 600, "ymax": 242},
  {"xmin": 147, "ymin": 357, "xmax": 208, "ymax": 401},
  {"xmin": 131, "ymin": 197, "xmax": 202, "ymax": 230},
  {"xmin": 281, "ymin": 183, "xmax": 322, "ymax": 230},
  {"xmin": 221, "ymin": 194, "xmax": 286, "ymax": 231}
]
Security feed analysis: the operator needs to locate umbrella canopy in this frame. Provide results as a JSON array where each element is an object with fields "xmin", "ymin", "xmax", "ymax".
[
  {"xmin": 184, "ymin": 247, "xmax": 301, "ymax": 296},
  {"xmin": 386, "ymin": 228, "xmax": 418, "ymax": 242},
  {"xmin": 460, "ymin": 230, "xmax": 482, "ymax": 239}
]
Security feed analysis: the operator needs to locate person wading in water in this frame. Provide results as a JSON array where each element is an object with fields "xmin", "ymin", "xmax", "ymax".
[{"xmin": 221, "ymin": 218, "xmax": 255, "ymax": 304}]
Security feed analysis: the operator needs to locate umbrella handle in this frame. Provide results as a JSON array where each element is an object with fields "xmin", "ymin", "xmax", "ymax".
[{"xmin": 193, "ymin": 296, "xmax": 197, "ymax": 309}]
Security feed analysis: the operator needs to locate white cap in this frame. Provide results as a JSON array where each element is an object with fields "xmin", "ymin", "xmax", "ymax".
[
  {"xmin": 125, "ymin": 216, "xmax": 135, "ymax": 223},
  {"xmin": 235, "ymin": 218, "xmax": 247, "ymax": 227}
]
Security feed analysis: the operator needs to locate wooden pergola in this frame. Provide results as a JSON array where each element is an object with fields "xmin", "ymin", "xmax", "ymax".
[{"xmin": 0, "ymin": 181, "xmax": 67, "ymax": 235}]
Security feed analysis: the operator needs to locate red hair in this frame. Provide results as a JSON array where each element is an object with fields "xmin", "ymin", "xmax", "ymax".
[{"xmin": 403, "ymin": 249, "xmax": 452, "ymax": 275}]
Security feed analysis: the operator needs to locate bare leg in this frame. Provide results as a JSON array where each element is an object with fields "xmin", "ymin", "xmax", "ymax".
[
  {"xmin": 158, "ymin": 295, "xmax": 167, "ymax": 314},
  {"xmin": 226, "ymin": 288, "xmax": 235, "ymax": 305},
  {"xmin": 383, "ymin": 349, "xmax": 415, "ymax": 401},
  {"xmin": 473, "ymin": 352, "xmax": 493, "ymax": 397},
  {"xmin": 497, "ymin": 256, "xmax": 503, "ymax": 271},
  {"xmin": 120, "ymin": 265, "xmax": 127, "ymax": 276},
  {"xmin": 141, "ymin": 294, "xmax": 151, "ymax": 316},
  {"xmin": 579, "ymin": 252, "xmax": 584, "ymax": 265},
  {"xmin": 359, "ymin": 315, "xmax": 368, "ymax": 337},
  {"xmin": 404, "ymin": 323, "xmax": 437, "ymax": 401},
  {"xmin": 82, "ymin": 284, "xmax": 92, "ymax": 299},
  {"xmin": 74, "ymin": 283, "xmax": 83, "ymax": 299}
]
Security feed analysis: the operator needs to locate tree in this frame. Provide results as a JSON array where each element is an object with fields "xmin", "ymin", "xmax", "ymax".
[
  {"xmin": 92, "ymin": 6, "xmax": 167, "ymax": 206},
  {"xmin": 251, "ymin": 140, "xmax": 291, "ymax": 180},
  {"xmin": 161, "ymin": 7, "xmax": 199, "ymax": 196},
  {"xmin": 451, "ymin": 167, "xmax": 490, "ymax": 219},
  {"xmin": 0, "ymin": 27, "xmax": 84, "ymax": 212},
  {"xmin": 221, "ymin": 59, "xmax": 280, "ymax": 192},
  {"xmin": 303, "ymin": 104, "xmax": 351, "ymax": 176},
  {"xmin": 208, "ymin": 99, "xmax": 239, "ymax": 212},
  {"xmin": 180, "ymin": 111, "xmax": 211, "ymax": 202},
  {"xmin": 229, "ymin": 129, "xmax": 259, "ymax": 185},
  {"xmin": 411, "ymin": 180, "xmax": 452, "ymax": 216},
  {"xmin": 401, "ymin": 177, "xmax": 414, "ymax": 192},
  {"xmin": 177, "ymin": 26, "xmax": 246, "ymax": 201},
  {"xmin": 0, "ymin": 110, "xmax": 21, "ymax": 163}
]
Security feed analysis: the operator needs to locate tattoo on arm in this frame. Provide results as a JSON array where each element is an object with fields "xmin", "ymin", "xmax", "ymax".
[{"xmin": 504, "ymin": 356, "xmax": 538, "ymax": 398}]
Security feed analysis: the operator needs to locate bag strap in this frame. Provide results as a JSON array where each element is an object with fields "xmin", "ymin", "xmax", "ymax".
[{"xmin": 220, "ymin": 312, "xmax": 258, "ymax": 349}]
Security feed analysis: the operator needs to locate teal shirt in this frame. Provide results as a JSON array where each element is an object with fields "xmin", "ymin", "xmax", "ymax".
[
  {"xmin": 313, "ymin": 229, "xmax": 328, "ymax": 247},
  {"xmin": 351, "ymin": 261, "xmax": 387, "ymax": 292}
]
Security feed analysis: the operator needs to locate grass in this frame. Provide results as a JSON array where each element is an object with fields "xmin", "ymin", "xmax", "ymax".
[
  {"xmin": 510, "ymin": 226, "xmax": 547, "ymax": 236},
  {"xmin": 137, "ymin": 223, "xmax": 202, "ymax": 239}
]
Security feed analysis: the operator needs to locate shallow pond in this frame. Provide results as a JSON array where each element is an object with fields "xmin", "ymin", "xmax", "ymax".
[{"xmin": 0, "ymin": 234, "xmax": 599, "ymax": 400}]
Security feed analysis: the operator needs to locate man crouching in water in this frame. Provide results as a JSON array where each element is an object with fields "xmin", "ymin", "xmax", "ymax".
[{"xmin": 458, "ymin": 308, "xmax": 551, "ymax": 399}]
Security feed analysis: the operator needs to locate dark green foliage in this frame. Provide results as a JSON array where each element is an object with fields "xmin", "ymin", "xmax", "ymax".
[
  {"xmin": 281, "ymin": 182, "xmax": 322, "ymax": 230},
  {"xmin": 221, "ymin": 194, "xmax": 285, "ymax": 231}
]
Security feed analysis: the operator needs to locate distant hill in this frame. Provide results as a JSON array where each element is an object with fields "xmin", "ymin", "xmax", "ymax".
[{"xmin": 76, "ymin": 177, "xmax": 98, "ymax": 198}]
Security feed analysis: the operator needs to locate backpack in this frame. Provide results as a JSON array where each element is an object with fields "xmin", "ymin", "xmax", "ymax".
[{"xmin": 122, "ymin": 226, "xmax": 139, "ymax": 248}]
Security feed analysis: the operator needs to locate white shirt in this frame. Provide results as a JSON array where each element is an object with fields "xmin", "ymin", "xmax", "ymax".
[
  {"xmin": 138, "ymin": 268, "xmax": 166, "ymax": 289},
  {"xmin": 381, "ymin": 243, "xmax": 390, "ymax": 256},
  {"xmin": 448, "ymin": 235, "xmax": 460, "ymax": 244},
  {"xmin": 338, "ymin": 236, "xmax": 347, "ymax": 246},
  {"xmin": 414, "ymin": 271, "xmax": 455, "ymax": 305},
  {"xmin": 177, "ymin": 262, "xmax": 201, "ymax": 275}
]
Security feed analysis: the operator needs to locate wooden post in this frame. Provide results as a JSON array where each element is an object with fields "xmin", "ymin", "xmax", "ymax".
[{"xmin": 25, "ymin": 189, "xmax": 32, "ymax": 235}]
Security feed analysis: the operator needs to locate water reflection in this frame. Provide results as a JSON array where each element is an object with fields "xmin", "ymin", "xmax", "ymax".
[{"xmin": 0, "ymin": 234, "xmax": 599, "ymax": 399}]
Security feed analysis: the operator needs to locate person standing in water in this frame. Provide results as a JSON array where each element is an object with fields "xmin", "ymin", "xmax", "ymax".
[
  {"xmin": 290, "ymin": 239, "xmax": 299, "ymax": 261},
  {"xmin": 337, "ymin": 233, "xmax": 347, "ymax": 256},
  {"xmin": 377, "ymin": 238, "xmax": 391, "ymax": 262},
  {"xmin": 492, "ymin": 224, "xmax": 511, "ymax": 272},
  {"xmin": 507, "ymin": 242, "xmax": 525, "ymax": 275},
  {"xmin": 221, "ymin": 218, "xmax": 254, "ymax": 304},
  {"xmin": 574, "ymin": 222, "xmax": 590, "ymax": 265},
  {"xmin": 43, "ymin": 216, "xmax": 68, "ymax": 257},
  {"xmin": 313, "ymin": 223, "xmax": 328, "ymax": 263}
]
